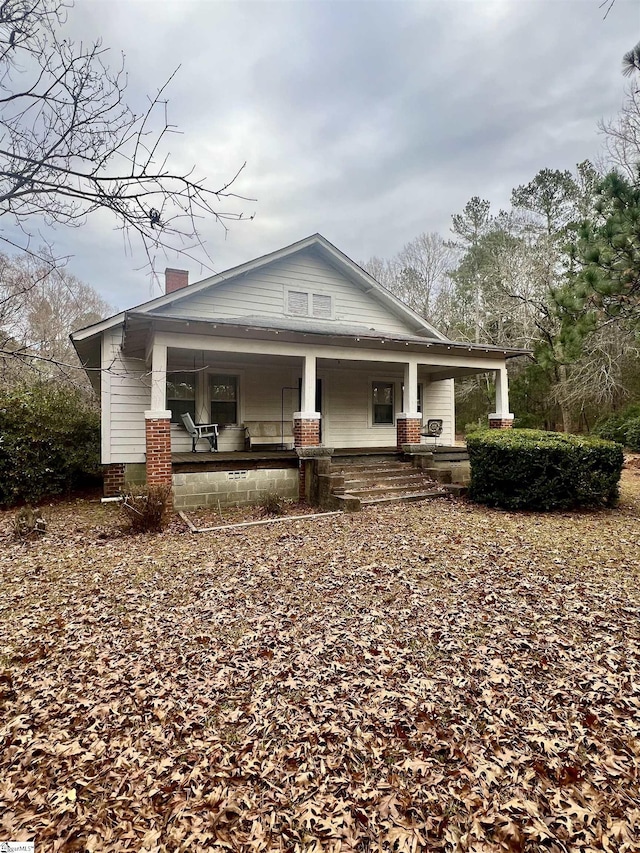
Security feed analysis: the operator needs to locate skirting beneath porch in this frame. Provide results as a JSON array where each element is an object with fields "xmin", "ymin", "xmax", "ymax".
[
  {"xmin": 169, "ymin": 450, "xmax": 298, "ymax": 509},
  {"xmin": 172, "ymin": 467, "xmax": 299, "ymax": 509}
]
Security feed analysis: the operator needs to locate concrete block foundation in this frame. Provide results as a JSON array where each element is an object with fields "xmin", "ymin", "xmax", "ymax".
[{"xmin": 172, "ymin": 467, "xmax": 299, "ymax": 510}]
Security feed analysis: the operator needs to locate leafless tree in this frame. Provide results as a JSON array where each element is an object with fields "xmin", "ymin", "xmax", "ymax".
[
  {"xmin": 0, "ymin": 248, "xmax": 112, "ymax": 381},
  {"xmin": 0, "ymin": 0, "xmax": 253, "ymax": 272},
  {"xmin": 552, "ymin": 325, "xmax": 640, "ymax": 412},
  {"xmin": 361, "ymin": 254, "xmax": 398, "ymax": 292},
  {"xmin": 599, "ymin": 85, "xmax": 640, "ymax": 180},
  {"xmin": 362, "ymin": 233, "xmax": 456, "ymax": 324},
  {"xmin": 393, "ymin": 233, "xmax": 457, "ymax": 320}
]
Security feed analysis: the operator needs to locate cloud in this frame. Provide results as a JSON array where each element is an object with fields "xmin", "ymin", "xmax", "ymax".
[{"xmin": 5, "ymin": 0, "xmax": 637, "ymax": 310}]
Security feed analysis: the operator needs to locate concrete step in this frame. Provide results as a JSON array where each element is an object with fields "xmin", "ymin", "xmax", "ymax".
[
  {"xmin": 359, "ymin": 489, "xmax": 449, "ymax": 506},
  {"xmin": 346, "ymin": 481, "xmax": 444, "ymax": 498},
  {"xmin": 330, "ymin": 461, "xmax": 413, "ymax": 474},
  {"xmin": 433, "ymin": 452, "xmax": 469, "ymax": 463},
  {"xmin": 341, "ymin": 465, "xmax": 420, "ymax": 477},
  {"xmin": 443, "ymin": 483, "xmax": 469, "ymax": 497},
  {"xmin": 343, "ymin": 472, "xmax": 440, "ymax": 490}
]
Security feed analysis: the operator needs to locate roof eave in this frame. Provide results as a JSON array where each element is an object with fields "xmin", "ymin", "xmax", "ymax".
[
  {"xmin": 123, "ymin": 312, "xmax": 531, "ymax": 359},
  {"xmin": 70, "ymin": 311, "xmax": 125, "ymax": 341}
]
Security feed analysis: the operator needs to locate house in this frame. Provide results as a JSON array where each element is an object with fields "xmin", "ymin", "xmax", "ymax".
[{"xmin": 71, "ymin": 234, "xmax": 524, "ymax": 509}]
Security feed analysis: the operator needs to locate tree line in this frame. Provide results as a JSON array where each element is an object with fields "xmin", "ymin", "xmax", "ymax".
[
  {"xmin": 0, "ymin": 2, "xmax": 638, "ymax": 443},
  {"xmin": 362, "ymin": 63, "xmax": 640, "ymax": 434}
]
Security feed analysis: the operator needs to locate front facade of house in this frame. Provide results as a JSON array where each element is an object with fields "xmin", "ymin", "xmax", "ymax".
[{"xmin": 72, "ymin": 235, "xmax": 521, "ymax": 507}]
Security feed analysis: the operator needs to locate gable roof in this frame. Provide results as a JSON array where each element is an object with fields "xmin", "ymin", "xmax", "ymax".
[{"xmin": 72, "ymin": 234, "xmax": 446, "ymax": 343}]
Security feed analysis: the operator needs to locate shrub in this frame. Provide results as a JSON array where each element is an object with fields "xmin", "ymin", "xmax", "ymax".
[
  {"xmin": 13, "ymin": 505, "xmax": 47, "ymax": 538},
  {"xmin": 593, "ymin": 414, "xmax": 629, "ymax": 444},
  {"xmin": 593, "ymin": 403, "xmax": 640, "ymax": 446},
  {"xmin": 121, "ymin": 484, "xmax": 172, "ymax": 533},
  {"xmin": 624, "ymin": 417, "xmax": 640, "ymax": 452},
  {"xmin": 0, "ymin": 382, "xmax": 101, "ymax": 507},
  {"xmin": 259, "ymin": 492, "xmax": 286, "ymax": 517},
  {"xmin": 467, "ymin": 429, "xmax": 623, "ymax": 511}
]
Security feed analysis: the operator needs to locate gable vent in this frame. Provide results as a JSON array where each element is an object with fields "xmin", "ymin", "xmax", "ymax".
[
  {"xmin": 312, "ymin": 293, "xmax": 332, "ymax": 318},
  {"xmin": 287, "ymin": 290, "xmax": 309, "ymax": 316}
]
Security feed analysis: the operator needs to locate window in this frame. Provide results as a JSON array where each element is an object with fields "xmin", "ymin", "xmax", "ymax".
[
  {"xmin": 210, "ymin": 374, "xmax": 238, "ymax": 425},
  {"xmin": 372, "ymin": 381, "xmax": 394, "ymax": 425},
  {"xmin": 166, "ymin": 372, "xmax": 196, "ymax": 424},
  {"xmin": 286, "ymin": 289, "xmax": 333, "ymax": 318}
]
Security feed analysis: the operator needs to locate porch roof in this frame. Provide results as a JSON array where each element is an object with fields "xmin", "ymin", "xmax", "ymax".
[{"xmin": 121, "ymin": 311, "xmax": 531, "ymax": 362}]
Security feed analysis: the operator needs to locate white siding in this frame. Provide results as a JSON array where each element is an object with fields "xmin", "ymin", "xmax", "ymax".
[
  {"xmin": 103, "ymin": 327, "xmax": 150, "ymax": 463},
  {"xmin": 151, "ymin": 249, "xmax": 417, "ymax": 336},
  {"xmin": 319, "ymin": 369, "xmax": 455, "ymax": 449},
  {"xmin": 321, "ymin": 365, "xmax": 401, "ymax": 449},
  {"xmin": 422, "ymin": 378, "xmax": 455, "ymax": 445}
]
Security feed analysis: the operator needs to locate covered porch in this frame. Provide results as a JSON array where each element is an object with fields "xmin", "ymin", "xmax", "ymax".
[{"xmin": 105, "ymin": 314, "xmax": 523, "ymax": 504}]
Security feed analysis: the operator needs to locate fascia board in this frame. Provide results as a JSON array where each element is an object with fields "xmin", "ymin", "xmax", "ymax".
[
  {"xmin": 70, "ymin": 312, "xmax": 125, "ymax": 341},
  {"xmin": 313, "ymin": 237, "xmax": 447, "ymax": 340}
]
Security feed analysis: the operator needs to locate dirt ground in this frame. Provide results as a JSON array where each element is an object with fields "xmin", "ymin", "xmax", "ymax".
[{"xmin": 0, "ymin": 463, "xmax": 639, "ymax": 851}]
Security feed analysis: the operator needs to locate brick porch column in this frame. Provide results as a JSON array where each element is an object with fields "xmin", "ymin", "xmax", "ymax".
[
  {"xmin": 488, "ymin": 416, "xmax": 514, "ymax": 429},
  {"xmin": 294, "ymin": 411, "xmax": 321, "ymax": 500},
  {"xmin": 145, "ymin": 410, "xmax": 173, "ymax": 488},
  {"xmin": 103, "ymin": 463, "xmax": 125, "ymax": 497},
  {"xmin": 396, "ymin": 414, "xmax": 422, "ymax": 449}
]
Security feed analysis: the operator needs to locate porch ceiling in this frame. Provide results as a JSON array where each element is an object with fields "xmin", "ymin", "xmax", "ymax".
[
  {"xmin": 166, "ymin": 350, "xmax": 499, "ymax": 381},
  {"xmin": 168, "ymin": 349, "xmax": 302, "ymax": 370}
]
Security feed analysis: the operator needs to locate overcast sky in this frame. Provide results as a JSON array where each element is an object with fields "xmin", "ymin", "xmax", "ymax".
[{"xmin": 16, "ymin": 0, "xmax": 640, "ymax": 310}]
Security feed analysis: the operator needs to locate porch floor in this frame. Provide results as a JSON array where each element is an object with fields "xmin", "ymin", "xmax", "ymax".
[
  {"xmin": 171, "ymin": 450, "xmax": 298, "ymax": 464},
  {"xmin": 171, "ymin": 445, "xmax": 464, "ymax": 465}
]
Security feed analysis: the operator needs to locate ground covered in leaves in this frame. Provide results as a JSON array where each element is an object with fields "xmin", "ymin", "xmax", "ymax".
[
  {"xmin": 1, "ymin": 466, "xmax": 639, "ymax": 852},
  {"xmin": 186, "ymin": 500, "xmax": 323, "ymax": 531}
]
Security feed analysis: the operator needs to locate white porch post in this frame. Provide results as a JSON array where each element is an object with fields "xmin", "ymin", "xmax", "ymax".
[
  {"xmin": 196, "ymin": 369, "xmax": 209, "ymax": 424},
  {"xmin": 144, "ymin": 342, "xmax": 173, "ymax": 489},
  {"xmin": 294, "ymin": 354, "xmax": 321, "ymax": 501},
  {"xmin": 149, "ymin": 343, "xmax": 169, "ymax": 415},
  {"xmin": 298, "ymin": 354, "xmax": 318, "ymax": 417},
  {"xmin": 489, "ymin": 366, "xmax": 514, "ymax": 429},
  {"xmin": 400, "ymin": 360, "xmax": 420, "ymax": 419},
  {"xmin": 294, "ymin": 353, "xmax": 321, "ymax": 451},
  {"xmin": 397, "ymin": 359, "xmax": 422, "ymax": 447}
]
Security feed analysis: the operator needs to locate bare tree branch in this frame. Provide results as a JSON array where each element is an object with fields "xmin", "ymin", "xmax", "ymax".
[
  {"xmin": 0, "ymin": 0, "xmax": 254, "ymax": 272},
  {"xmin": 599, "ymin": 0, "xmax": 617, "ymax": 22}
]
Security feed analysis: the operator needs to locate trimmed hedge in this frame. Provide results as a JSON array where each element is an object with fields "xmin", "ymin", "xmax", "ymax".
[
  {"xmin": 0, "ymin": 382, "xmax": 101, "ymax": 506},
  {"xmin": 467, "ymin": 429, "xmax": 623, "ymax": 511}
]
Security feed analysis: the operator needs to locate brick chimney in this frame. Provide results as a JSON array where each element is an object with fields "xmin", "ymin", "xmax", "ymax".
[{"xmin": 165, "ymin": 268, "xmax": 189, "ymax": 294}]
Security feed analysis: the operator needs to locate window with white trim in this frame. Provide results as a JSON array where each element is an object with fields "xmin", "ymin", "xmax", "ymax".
[
  {"xmin": 372, "ymin": 381, "xmax": 394, "ymax": 425},
  {"xmin": 286, "ymin": 289, "xmax": 333, "ymax": 318},
  {"xmin": 210, "ymin": 374, "xmax": 238, "ymax": 425},
  {"xmin": 166, "ymin": 372, "xmax": 196, "ymax": 424}
]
